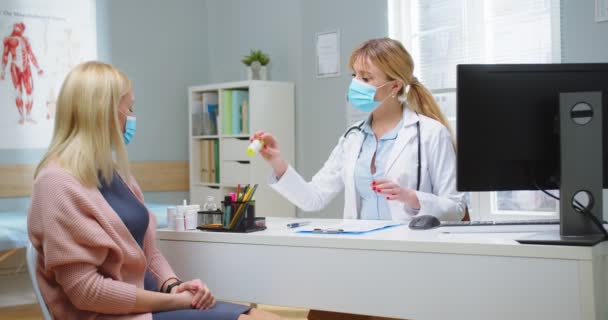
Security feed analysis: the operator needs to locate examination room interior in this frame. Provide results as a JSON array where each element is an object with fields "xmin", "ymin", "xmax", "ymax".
[{"xmin": 1, "ymin": 0, "xmax": 608, "ymax": 319}]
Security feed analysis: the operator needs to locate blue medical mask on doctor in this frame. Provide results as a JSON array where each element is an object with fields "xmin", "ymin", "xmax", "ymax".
[
  {"xmin": 123, "ymin": 116, "xmax": 136, "ymax": 145},
  {"xmin": 347, "ymin": 78, "xmax": 394, "ymax": 113}
]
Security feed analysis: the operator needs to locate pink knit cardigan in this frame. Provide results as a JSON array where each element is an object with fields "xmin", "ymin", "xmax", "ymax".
[{"xmin": 28, "ymin": 162, "xmax": 177, "ymax": 319}]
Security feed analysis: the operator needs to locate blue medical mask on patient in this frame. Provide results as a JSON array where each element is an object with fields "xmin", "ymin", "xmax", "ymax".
[
  {"xmin": 123, "ymin": 116, "xmax": 136, "ymax": 145},
  {"xmin": 347, "ymin": 78, "xmax": 393, "ymax": 113}
]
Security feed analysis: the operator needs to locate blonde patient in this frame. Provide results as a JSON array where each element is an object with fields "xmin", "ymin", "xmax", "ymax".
[{"xmin": 28, "ymin": 61, "xmax": 282, "ymax": 320}]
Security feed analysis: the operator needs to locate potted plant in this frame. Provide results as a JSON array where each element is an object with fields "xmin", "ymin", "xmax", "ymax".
[{"xmin": 242, "ymin": 49, "xmax": 270, "ymax": 80}]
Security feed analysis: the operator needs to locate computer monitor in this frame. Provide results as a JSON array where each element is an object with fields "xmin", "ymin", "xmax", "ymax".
[{"xmin": 456, "ymin": 63, "xmax": 608, "ymax": 246}]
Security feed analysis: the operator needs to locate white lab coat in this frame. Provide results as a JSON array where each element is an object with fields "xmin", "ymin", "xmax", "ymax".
[{"xmin": 269, "ymin": 107, "xmax": 466, "ymax": 221}]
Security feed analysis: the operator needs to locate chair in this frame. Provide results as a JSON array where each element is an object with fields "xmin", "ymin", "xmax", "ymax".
[
  {"xmin": 462, "ymin": 206, "xmax": 471, "ymax": 221},
  {"xmin": 26, "ymin": 243, "xmax": 53, "ymax": 320}
]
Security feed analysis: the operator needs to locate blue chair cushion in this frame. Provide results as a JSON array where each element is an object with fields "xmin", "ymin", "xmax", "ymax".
[{"xmin": 0, "ymin": 211, "xmax": 29, "ymax": 252}]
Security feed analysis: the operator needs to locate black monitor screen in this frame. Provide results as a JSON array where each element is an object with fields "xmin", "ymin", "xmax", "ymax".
[{"xmin": 456, "ymin": 63, "xmax": 608, "ymax": 191}]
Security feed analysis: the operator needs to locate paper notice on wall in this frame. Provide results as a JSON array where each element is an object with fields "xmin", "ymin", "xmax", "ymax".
[{"xmin": 316, "ymin": 30, "xmax": 340, "ymax": 78}]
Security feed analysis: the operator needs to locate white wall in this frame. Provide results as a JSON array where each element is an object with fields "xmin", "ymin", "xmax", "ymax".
[
  {"xmin": 96, "ymin": 0, "xmax": 210, "ymax": 203},
  {"xmin": 562, "ymin": 0, "xmax": 608, "ymax": 63},
  {"xmin": 97, "ymin": 0, "xmax": 209, "ymax": 163}
]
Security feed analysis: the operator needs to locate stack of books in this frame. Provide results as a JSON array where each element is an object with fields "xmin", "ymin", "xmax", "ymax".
[{"xmin": 192, "ymin": 92, "xmax": 218, "ymax": 136}]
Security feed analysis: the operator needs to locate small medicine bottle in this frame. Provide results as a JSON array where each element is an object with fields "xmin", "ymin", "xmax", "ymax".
[{"xmin": 247, "ymin": 139, "xmax": 264, "ymax": 157}]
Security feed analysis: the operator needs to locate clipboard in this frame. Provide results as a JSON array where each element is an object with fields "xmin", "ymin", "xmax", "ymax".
[{"xmin": 297, "ymin": 221, "xmax": 403, "ymax": 235}]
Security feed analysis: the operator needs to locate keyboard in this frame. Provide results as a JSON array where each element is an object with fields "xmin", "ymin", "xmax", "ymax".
[{"xmin": 440, "ymin": 219, "xmax": 560, "ymax": 227}]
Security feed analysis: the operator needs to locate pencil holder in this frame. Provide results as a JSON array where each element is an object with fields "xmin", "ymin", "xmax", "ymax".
[{"xmin": 224, "ymin": 200, "xmax": 256, "ymax": 231}]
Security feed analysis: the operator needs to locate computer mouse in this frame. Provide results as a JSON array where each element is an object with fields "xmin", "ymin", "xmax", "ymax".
[{"xmin": 408, "ymin": 215, "xmax": 441, "ymax": 230}]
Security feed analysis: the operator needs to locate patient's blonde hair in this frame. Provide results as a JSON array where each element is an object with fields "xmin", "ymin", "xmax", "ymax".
[
  {"xmin": 35, "ymin": 61, "xmax": 132, "ymax": 187},
  {"xmin": 348, "ymin": 38, "xmax": 453, "ymax": 137}
]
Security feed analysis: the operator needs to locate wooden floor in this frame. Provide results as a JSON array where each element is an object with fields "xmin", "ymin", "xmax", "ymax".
[{"xmin": 0, "ymin": 303, "xmax": 309, "ymax": 320}]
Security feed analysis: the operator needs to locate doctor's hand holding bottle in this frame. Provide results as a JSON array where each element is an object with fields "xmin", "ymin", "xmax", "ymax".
[{"xmin": 250, "ymin": 131, "xmax": 288, "ymax": 178}]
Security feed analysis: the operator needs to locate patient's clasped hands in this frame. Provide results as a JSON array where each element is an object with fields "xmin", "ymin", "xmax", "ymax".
[{"xmin": 172, "ymin": 279, "xmax": 216, "ymax": 310}]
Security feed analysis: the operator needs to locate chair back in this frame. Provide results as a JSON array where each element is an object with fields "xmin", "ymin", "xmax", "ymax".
[
  {"xmin": 462, "ymin": 207, "xmax": 471, "ymax": 221},
  {"xmin": 26, "ymin": 243, "xmax": 53, "ymax": 320}
]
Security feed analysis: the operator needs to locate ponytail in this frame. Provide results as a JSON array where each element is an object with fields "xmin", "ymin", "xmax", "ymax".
[{"xmin": 406, "ymin": 81, "xmax": 454, "ymax": 142}]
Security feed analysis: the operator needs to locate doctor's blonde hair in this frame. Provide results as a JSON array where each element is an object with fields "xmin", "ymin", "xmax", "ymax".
[
  {"xmin": 35, "ymin": 61, "xmax": 132, "ymax": 187},
  {"xmin": 348, "ymin": 38, "xmax": 453, "ymax": 136}
]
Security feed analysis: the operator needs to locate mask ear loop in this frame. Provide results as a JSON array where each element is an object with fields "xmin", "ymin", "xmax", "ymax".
[{"xmin": 375, "ymin": 80, "xmax": 401, "ymax": 103}]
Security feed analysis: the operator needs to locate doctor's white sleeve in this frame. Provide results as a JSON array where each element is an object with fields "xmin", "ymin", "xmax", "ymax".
[
  {"xmin": 414, "ymin": 127, "xmax": 467, "ymax": 221},
  {"xmin": 268, "ymin": 140, "xmax": 345, "ymax": 212}
]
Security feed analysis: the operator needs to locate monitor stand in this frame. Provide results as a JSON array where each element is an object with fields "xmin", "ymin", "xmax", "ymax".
[
  {"xmin": 518, "ymin": 91, "xmax": 606, "ymax": 246},
  {"xmin": 517, "ymin": 232, "xmax": 605, "ymax": 246}
]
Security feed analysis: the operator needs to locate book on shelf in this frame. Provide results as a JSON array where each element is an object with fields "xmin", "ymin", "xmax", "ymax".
[
  {"xmin": 222, "ymin": 90, "xmax": 233, "ymax": 134},
  {"xmin": 207, "ymin": 139, "xmax": 214, "ymax": 183},
  {"xmin": 203, "ymin": 92, "xmax": 218, "ymax": 135},
  {"xmin": 213, "ymin": 139, "xmax": 219, "ymax": 183},
  {"xmin": 192, "ymin": 94, "xmax": 204, "ymax": 136},
  {"xmin": 231, "ymin": 90, "xmax": 248, "ymax": 135},
  {"xmin": 241, "ymin": 100, "xmax": 249, "ymax": 134},
  {"xmin": 193, "ymin": 92, "xmax": 219, "ymax": 136},
  {"xmin": 199, "ymin": 139, "xmax": 219, "ymax": 183},
  {"xmin": 199, "ymin": 140, "xmax": 210, "ymax": 182}
]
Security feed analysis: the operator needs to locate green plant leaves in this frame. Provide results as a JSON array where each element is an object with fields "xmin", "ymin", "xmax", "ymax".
[{"xmin": 242, "ymin": 49, "xmax": 270, "ymax": 66}]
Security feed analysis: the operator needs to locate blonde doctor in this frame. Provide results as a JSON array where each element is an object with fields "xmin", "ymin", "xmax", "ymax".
[{"xmin": 253, "ymin": 38, "xmax": 466, "ymax": 222}]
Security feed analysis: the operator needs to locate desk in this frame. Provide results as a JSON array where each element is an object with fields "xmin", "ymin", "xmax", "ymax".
[{"xmin": 157, "ymin": 218, "xmax": 608, "ymax": 320}]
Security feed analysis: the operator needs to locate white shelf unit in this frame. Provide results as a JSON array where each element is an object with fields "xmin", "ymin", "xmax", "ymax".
[{"xmin": 188, "ymin": 80, "xmax": 296, "ymax": 218}]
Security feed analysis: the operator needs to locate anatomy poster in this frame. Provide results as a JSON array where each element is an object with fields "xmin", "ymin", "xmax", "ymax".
[{"xmin": 0, "ymin": 0, "xmax": 96, "ymax": 149}]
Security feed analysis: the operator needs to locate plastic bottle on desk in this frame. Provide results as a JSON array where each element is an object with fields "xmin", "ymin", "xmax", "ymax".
[
  {"xmin": 166, "ymin": 207, "xmax": 177, "ymax": 230},
  {"xmin": 175, "ymin": 199, "xmax": 188, "ymax": 231},
  {"xmin": 203, "ymin": 196, "xmax": 218, "ymax": 211},
  {"xmin": 174, "ymin": 213, "xmax": 186, "ymax": 231},
  {"xmin": 186, "ymin": 204, "xmax": 199, "ymax": 230},
  {"xmin": 203, "ymin": 196, "xmax": 219, "ymax": 224}
]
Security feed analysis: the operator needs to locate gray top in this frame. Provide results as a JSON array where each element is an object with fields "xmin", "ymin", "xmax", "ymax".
[{"xmin": 99, "ymin": 172, "xmax": 149, "ymax": 248}]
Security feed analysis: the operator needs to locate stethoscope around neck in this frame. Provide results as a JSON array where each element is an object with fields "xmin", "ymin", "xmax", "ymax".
[{"xmin": 343, "ymin": 116, "xmax": 422, "ymax": 191}]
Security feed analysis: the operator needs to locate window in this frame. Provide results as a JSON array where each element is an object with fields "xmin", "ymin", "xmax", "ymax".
[{"xmin": 389, "ymin": 0, "xmax": 562, "ymax": 220}]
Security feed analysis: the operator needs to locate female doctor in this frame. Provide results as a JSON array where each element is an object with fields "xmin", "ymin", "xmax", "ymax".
[{"xmin": 253, "ymin": 38, "xmax": 466, "ymax": 222}]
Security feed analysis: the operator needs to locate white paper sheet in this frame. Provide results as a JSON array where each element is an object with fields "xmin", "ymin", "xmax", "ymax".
[{"xmin": 316, "ymin": 30, "xmax": 340, "ymax": 78}]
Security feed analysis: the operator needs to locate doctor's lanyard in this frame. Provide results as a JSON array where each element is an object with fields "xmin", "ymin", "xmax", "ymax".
[{"xmin": 343, "ymin": 119, "xmax": 422, "ymax": 191}]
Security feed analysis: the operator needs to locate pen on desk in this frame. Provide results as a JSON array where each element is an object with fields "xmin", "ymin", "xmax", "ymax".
[
  {"xmin": 240, "ymin": 184, "xmax": 249, "ymax": 201},
  {"xmin": 286, "ymin": 221, "xmax": 311, "ymax": 228}
]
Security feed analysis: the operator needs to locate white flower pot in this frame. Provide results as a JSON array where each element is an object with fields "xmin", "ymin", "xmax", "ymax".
[{"xmin": 247, "ymin": 65, "xmax": 268, "ymax": 80}]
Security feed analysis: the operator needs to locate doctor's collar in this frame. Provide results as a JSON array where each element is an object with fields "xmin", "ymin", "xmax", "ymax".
[
  {"xmin": 402, "ymin": 105, "xmax": 420, "ymax": 128},
  {"xmin": 365, "ymin": 104, "xmax": 419, "ymax": 130},
  {"xmin": 361, "ymin": 116, "xmax": 403, "ymax": 140}
]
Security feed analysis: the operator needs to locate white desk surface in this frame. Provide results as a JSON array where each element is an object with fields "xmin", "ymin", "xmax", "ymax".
[
  {"xmin": 157, "ymin": 217, "xmax": 608, "ymax": 320},
  {"xmin": 157, "ymin": 217, "xmax": 608, "ymax": 260}
]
